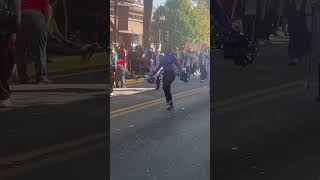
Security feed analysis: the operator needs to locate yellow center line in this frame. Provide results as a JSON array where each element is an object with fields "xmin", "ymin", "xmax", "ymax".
[
  {"xmin": 214, "ymin": 80, "xmax": 305, "ymax": 109},
  {"xmin": 0, "ymin": 134, "xmax": 106, "ymax": 166},
  {"xmin": 0, "ymin": 80, "xmax": 311, "ymax": 178},
  {"xmin": 110, "ymin": 86, "xmax": 207, "ymax": 116},
  {"xmin": 0, "ymin": 86, "xmax": 208, "ymax": 179},
  {"xmin": 111, "ymin": 87, "xmax": 208, "ymax": 119},
  {"xmin": 0, "ymin": 143, "xmax": 105, "ymax": 179},
  {"xmin": 214, "ymin": 86, "xmax": 305, "ymax": 115}
]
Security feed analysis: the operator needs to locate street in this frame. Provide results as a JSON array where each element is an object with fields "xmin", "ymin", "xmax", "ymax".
[
  {"xmin": 213, "ymin": 41, "xmax": 320, "ymax": 179},
  {"xmin": 0, "ymin": 66, "xmax": 108, "ymax": 180},
  {"xmin": 110, "ymin": 74, "xmax": 210, "ymax": 180}
]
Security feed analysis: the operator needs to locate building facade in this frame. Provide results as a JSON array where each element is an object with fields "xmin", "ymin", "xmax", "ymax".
[{"xmin": 110, "ymin": 0, "xmax": 144, "ymax": 48}]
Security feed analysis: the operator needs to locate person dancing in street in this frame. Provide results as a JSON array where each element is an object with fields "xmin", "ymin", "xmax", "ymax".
[{"xmin": 153, "ymin": 45, "xmax": 182, "ymax": 110}]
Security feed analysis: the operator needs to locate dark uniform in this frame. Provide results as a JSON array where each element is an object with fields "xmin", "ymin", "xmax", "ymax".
[
  {"xmin": 0, "ymin": 0, "xmax": 17, "ymax": 107},
  {"xmin": 154, "ymin": 53, "xmax": 181, "ymax": 110}
]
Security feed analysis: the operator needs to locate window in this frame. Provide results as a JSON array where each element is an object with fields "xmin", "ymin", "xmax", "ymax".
[{"xmin": 129, "ymin": 14, "xmax": 143, "ymax": 20}]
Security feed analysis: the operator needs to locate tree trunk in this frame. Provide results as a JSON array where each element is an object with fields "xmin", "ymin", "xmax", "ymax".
[{"xmin": 143, "ymin": 0, "xmax": 153, "ymax": 47}]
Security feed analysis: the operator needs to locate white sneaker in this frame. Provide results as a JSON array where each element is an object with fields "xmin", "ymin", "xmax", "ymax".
[
  {"xmin": 0, "ymin": 98, "xmax": 12, "ymax": 108},
  {"xmin": 110, "ymin": 92, "xmax": 114, "ymax": 97}
]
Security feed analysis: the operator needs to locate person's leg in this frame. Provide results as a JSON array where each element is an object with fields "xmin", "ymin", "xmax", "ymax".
[
  {"xmin": 110, "ymin": 71, "xmax": 115, "ymax": 96},
  {"xmin": 162, "ymin": 79, "xmax": 170, "ymax": 103},
  {"xmin": 162, "ymin": 72, "xmax": 175, "ymax": 108},
  {"xmin": 30, "ymin": 14, "xmax": 48, "ymax": 83},
  {"xmin": 0, "ymin": 47, "xmax": 10, "ymax": 101},
  {"xmin": 288, "ymin": 31, "xmax": 300, "ymax": 65},
  {"xmin": 156, "ymin": 75, "xmax": 160, "ymax": 89},
  {"xmin": 121, "ymin": 68, "xmax": 125, "ymax": 88},
  {"xmin": 16, "ymin": 17, "xmax": 29, "ymax": 83},
  {"xmin": 115, "ymin": 69, "xmax": 120, "ymax": 88},
  {"xmin": 0, "ymin": 37, "xmax": 13, "ymax": 107}
]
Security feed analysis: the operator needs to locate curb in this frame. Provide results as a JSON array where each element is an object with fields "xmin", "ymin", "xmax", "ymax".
[
  {"xmin": 27, "ymin": 52, "xmax": 107, "ymax": 78},
  {"xmin": 125, "ymin": 78, "xmax": 145, "ymax": 85}
]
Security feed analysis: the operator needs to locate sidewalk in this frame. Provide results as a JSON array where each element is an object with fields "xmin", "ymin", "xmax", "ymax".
[{"xmin": 20, "ymin": 52, "xmax": 145, "ymax": 85}]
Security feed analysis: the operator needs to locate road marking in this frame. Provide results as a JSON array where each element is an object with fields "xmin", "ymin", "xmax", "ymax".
[
  {"xmin": 112, "ymin": 88, "xmax": 155, "ymax": 96},
  {"xmin": 213, "ymin": 80, "xmax": 309, "ymax": 115},
  {"xmin": 0, "ymin": 134, "xmax": 105, "ymax": 165},
  {"xmin": 0, "ymin": 143, "xmax": 105, "ymax": 179},
  {"xmin": 0, "ymin": 80, "xmax": 315, "ymax": 178},
  {"xmin": 214, "ymin": 86, "xmax": 305, "ymax": 115},
  {"xmin": 0, "ymin": 86, "xmax": 207, "ymax": 178},
  {"xmin": 110, "ymin": 86, "xmax": 208, "ymax": 118},
  {"xmin": 214, "ymin": 80, "xmax": 305, "ymax": 109}
]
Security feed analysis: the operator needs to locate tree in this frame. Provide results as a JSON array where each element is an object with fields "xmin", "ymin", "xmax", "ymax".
[
  {"xmin": 151, "ymin": 0, "xmax": 210, "ymax": 49},
  {"xmin": 143, "ymin": 0, "xmax": 153, "ymax": 47},
  {"xmin": 193, "ymin": 0, "xmax": 210, "ymax": 44}
]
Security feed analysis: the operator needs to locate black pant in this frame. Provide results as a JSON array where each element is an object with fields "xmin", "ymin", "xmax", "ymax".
[
  {"xmin": 0, "ymin": 35, "xmax": 14, "ymax": 100},
  {"xmin": 116, "ymin": 66, "xmax": 125, "ymax": 88},
  {"xmin": 155, "ymin": 69, "xmax": 162, "ymax": 89},
  {"xmin": 163, "ymin": 71, "xmax": 175, "ymax": 103}
]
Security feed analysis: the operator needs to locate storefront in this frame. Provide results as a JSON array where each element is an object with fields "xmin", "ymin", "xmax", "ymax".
[{"xmin": 110, "ymin": 0, "xmax": 144, "ymax": 48}]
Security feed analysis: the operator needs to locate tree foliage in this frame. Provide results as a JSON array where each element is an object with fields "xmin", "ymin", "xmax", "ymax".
[{"xmin": 151, "ymin": 0, "xmax": 210, "ymax": 49}]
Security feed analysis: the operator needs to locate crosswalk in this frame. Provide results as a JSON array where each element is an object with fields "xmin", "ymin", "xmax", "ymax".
[
  {"xmin": 112, "ymin": 88, "xmax": 155, "ymax": 97},
  {"xmin": 0, "ymin": 84, "xmax": 107, "ymax": 112}
]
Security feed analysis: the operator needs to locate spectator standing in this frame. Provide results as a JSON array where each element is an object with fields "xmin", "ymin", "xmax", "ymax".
[
  {"xmin": 285, "ymin": 0, "xmax": 312, "ymax": 65},
  {"xmin": 16, "ymin": 0, "xmax": 50, "ymax": 84},
  {"xmin": 0, "ymin": 0, "xmax": 19, "ymax": 107},
  {"xmin": 116, "ymin": 57, "xmax": 126, "ymax": 88}
]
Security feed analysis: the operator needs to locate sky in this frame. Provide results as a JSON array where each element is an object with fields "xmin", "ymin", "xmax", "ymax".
[{"xmin": 153, "ymin": 0, "xmax": 167, "ymax": 7}]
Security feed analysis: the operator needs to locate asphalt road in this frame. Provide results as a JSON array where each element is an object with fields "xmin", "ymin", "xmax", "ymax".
[
  {"xmin": 1, "ymin": 65, "xmax": 211, "ymax": 180},
  {"xmin": 1, "ymin": 67, "xmax": 107, "ymax": 180},
  {"xmin": 110, "ymin": 75, "xmax": 210, "ymax": 180},
  {"xmin": 212, "ymin": 42, "xmax": 320, "ymax": 179}
]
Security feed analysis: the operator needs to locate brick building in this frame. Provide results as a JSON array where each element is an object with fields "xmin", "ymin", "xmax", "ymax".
[{"xmin": 110, "ymin": 0, "xmax": 144, "ymax": 48}]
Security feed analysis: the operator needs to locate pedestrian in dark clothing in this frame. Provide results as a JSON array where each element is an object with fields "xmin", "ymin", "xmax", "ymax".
[
  {"xmin": 286, "ymin": 0, "xmax": 311, "ymax": 65},
  {"xmin": 0, "ymin": 34, "xmax": 16, "ymax": 107},
  {"xmin": 116, "ymin": 58, "xmax": 126, "ymax": 88},
  {"xmin": 16, "ymin": 0, "xmax": 50, "ymax": 84},
  {"xmin": 153, "ymin": 45, "xmax": 182, "ymax": 110},
  {"xmin": 0, "ymin": 0, "xmax": 19, "ymax": 107}
]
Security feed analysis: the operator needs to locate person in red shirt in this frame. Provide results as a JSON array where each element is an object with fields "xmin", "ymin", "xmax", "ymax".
[
  {"xmin": 16, "ymin": 0, "xmax": 50, "ymax": 84},
  {"xmin": 116, "ymin": 58, "xmax": 126, "ymax": 88}
]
